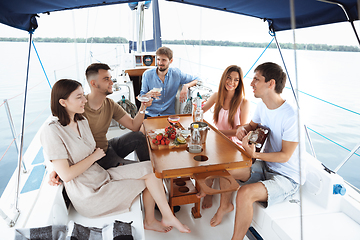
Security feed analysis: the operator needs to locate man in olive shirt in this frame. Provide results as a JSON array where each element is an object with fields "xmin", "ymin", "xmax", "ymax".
[
  {"xmin": 84, "ymin": 63, "xmax": 151, "ymax": 169},
  {"xmin": 49, "ymin": 63, "xmax": 151, "ymax": 185}
]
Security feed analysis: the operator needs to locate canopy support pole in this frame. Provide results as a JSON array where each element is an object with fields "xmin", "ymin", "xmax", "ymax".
[
  {"xmin": 349, "ymin": 21, "xmax": 360, "ymax": 46},
  {"xmin": 11, "ymin": 31, "xmax": 33, "ymax": 227},
  {"xmin": 289, "ymin": 1, "xmax": 304, "ymax": 240},
  {"xmin": 318, "ymin": 0, "xmax": 360, "ymax": 46}
]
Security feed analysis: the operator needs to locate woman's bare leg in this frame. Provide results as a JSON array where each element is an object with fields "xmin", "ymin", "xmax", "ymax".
[
  {"xmin": 141, "ymin": 173, "xmax": 191, "ymax": 233},
  {"xmin": 142, "ymin": 188, "xmax": 172, "ymax": 232}
]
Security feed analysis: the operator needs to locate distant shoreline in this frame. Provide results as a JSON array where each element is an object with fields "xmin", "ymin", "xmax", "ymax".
[{"xmin": 1, "ymin": 37, "xmax": 359, "ymax": 52}]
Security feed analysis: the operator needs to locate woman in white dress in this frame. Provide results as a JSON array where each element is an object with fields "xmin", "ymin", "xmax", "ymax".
[{"xmin": 41, "ymin": 79, "xmax": 190, "ymax": 233}]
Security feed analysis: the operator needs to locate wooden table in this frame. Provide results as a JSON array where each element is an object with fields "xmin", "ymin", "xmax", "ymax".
[{"xmin": 143, "ymin": 114, "xmax": 252, "ymax": 218}]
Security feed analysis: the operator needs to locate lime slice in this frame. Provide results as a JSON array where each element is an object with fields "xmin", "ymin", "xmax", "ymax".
[{"xmin": 177, "ymin": 136, "xmax": 186, "ymax": 144}]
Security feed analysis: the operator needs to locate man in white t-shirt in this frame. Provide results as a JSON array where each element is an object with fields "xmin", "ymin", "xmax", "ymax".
[{"xmin": 208, "ymin": 62, "xmax": 306, "ymax": 240}]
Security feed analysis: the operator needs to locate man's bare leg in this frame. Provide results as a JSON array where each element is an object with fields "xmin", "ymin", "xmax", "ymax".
[
  {"xmin": 210, "ymin": 168, "xmax": 251, "ymax": 227},
  {"xmin": 210, "ymin": 177, "xmax": 233, "ymax": 227},
  {"xmin": 196, "ymin": 178, "xmax": 214, "ymax": 209},
  {"xmin": 231, "ymin": 182, "xmax": 268, "ymax": 240}
]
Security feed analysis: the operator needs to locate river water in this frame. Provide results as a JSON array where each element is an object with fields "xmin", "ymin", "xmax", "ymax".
[{"xmin": 1, "ymin": 42, "xmax": 359, "ymax": 196}]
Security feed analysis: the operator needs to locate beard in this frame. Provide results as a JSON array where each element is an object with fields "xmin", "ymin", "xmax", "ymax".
[
  {"xmin": 97, "ymin": 84, "xmax": 113, "ymax": 95},
  {"xmin": 158, "ymin": 65, "xmax": 168, "ymax": 72}
]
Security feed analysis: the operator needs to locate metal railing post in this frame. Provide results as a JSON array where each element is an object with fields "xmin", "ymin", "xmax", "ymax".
[
  {"xmin": 3, "ymin": 99, "xmax": 27, "ymax": 173},
  {"xmin": 334, "ymin": 141, "xmax": 360, "ymax": 173},
  {"xmin": 304, "ymin": 124, "xmax": 317, "ymax": 159}
]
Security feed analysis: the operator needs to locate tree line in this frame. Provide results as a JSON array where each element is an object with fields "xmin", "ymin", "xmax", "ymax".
[
  {"xmin": 1, "ymin": 37, "xmax": 359, "ymax": 52},
  {"xmin": 163, "ymin": 39, "xmax": 360, "ymax": 52},
  {"xmin": 0, "ymin": 37, "xmax": 128, "ymax": 44}
]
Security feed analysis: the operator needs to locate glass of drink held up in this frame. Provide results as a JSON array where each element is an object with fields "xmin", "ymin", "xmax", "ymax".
[
  {"xmin": 151, "ymin": 87, "xmax": 162, "ymax": 100},
  {"xmin": 137, "ymin": 94, "xmax": 151, "ymax": 114}
]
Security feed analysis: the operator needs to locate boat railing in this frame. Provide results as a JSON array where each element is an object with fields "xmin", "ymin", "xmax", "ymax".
[
  {"xmin": 334, "ymin": 141, "xmax": 360, "ymax": 173},
  {"xmin": 0, "ymin": 99, "xmax": 49, "ymax": 171},
  {"xmin": 3, "ymin": 99, "xmax": 27, "ymax": 173}
]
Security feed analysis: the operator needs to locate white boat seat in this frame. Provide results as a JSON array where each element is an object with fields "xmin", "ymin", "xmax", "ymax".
[{"xmin": 249, "ymin": 153, "xmax": 360, "ymax": 239}]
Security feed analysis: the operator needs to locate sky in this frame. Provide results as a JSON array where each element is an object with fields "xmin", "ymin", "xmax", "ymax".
[{"xmin": 0, "ymin": 0, "xmax": 359, "ymax": 46}]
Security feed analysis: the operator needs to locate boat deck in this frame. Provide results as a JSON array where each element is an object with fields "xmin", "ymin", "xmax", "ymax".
[
  {"xmin": 106, "ymin": 126, "xmax": 247, "ymax": 239},
  {"xmin": 2, "ymin": 121, "xmax": 360, "ymax": 240}
]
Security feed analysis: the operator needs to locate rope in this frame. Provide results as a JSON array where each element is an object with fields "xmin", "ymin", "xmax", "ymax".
[
  {"xmin": 0, "ymin": 80, "xmax": 44, "ymax": 109},
  {"xmin": 274, "ymin": 33, "xmax": 300, "ymax": 108},
  {"xmin": 32, "ymin": 41, "xmax": 52, "ymax": 89},
  {"xmin": 117, "ymin": 96, "xmax": 138, "ymax": 130},
  {"xmin": 244, "ymin": 37, "xmax": 275, "ymax": 78},
  {"xmin": 0, "ymin": 106, "xmax": 48, "ymax": 162},
  {"xmin": 285, "ymin": 87, "xmax": 360, "ymax": 116},
  {"xmin": 307, "ymin": 126, "xmax": 360, "ymax": 157},
  {"xmin": 182, "ymin": 97, "xmax": 193, "ymax": 114},
  {"xmin": 0, "ymin": 138, "xmax": 16, "ymax": 163}
]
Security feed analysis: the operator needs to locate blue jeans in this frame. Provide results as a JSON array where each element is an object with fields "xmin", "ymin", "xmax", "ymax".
[{"xmin": 96, "ymin": 131, "xmax": 150, "ymax": 170}]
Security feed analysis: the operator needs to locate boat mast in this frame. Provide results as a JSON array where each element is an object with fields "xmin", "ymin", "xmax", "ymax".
[{"xmin": 136, "ymin": 2, "xmax": 145, "ymax": 53}]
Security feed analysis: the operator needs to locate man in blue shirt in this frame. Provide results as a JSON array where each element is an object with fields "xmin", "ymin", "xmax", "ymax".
[{"xmin": 140, "ymin": 46, "xmax": 198, "ymax": 117}]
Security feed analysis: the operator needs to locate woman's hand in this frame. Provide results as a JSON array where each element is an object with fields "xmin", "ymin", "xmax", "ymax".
[
  {"xmin": 48, "ymin": 171, "xmax": 62, "ymax": 186},
  {"xmin": 92, "ymin": 148, "xmax": 106, "ymax": 162}
]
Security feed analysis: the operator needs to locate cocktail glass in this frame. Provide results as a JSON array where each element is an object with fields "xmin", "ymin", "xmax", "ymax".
[
  {"xmin": 168, "ymin": 115, "xmax": 180, "ymax": 125},
  {"xmin": 137, "ymin": 94, "xmax": 151, "ymax": 114},
  {"xmin": 180, "ymin": 129, "xmax": 191, "ymax": 138},
  {"xmin": 151, "ymin": 87, "xmax": 162, "ymax": 99}
]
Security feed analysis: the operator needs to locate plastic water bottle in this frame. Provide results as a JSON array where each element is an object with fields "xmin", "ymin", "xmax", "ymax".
[
  {"xmin": 189, "ymin": 124, "xmax": 202, "ymax": 153},
  {"xmin": 193, "ymin": 94, "xmax": 203, "ymax": 122}
]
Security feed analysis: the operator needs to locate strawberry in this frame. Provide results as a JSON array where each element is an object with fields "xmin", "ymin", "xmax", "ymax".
[
  {"xmin": 170, "ymin": 133, "xmax": 176, "ymax": 139},
  {"xmin": 156, "ymin": 134, "xmax": 163, "ymax": 141},
  {"xmin": 161, "ymin": 139, "xmax": 165, "ymax": 145},
  {"xmin": 165, "ymin": 139, "xmax": 170, "ymax": 145}
]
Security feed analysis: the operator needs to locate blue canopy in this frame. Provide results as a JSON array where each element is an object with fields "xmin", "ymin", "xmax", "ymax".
[{"xmin": 0, "ymin": 0, "xmax": 359, "ymax": 32}]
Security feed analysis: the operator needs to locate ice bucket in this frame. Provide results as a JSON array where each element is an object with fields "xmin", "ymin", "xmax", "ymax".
[{"xmin": 189, "ymin": 122, "xmax": 210, "ymax": 144}]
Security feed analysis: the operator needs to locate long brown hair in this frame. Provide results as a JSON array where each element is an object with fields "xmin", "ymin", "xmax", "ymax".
[
  {"xmin": 213, "ymin": 65, "xmax": 245, "ymax": 128},
  {"xmin": 51, "ymin": 79, "xmax": 84, "ymax": 126}
]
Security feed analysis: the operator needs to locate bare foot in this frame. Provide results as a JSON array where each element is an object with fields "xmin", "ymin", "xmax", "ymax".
[
  {"xmin": 202, "ymin": 194, "xmax": 213, "ymax": 209},
  {"xmin": 196, "ymin": 190, "xmax": 206, "ymax": 199},
  {"xmin": 144, "ymin": 219, "xmax": 173, "ymax": 233},
  {"xmin": 210, "ymin": 203, "xmax": 234, "ymax": 227},
  {"xmin": 162, "ymin": 217, "xmax": 191, "ymax": 233}
]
